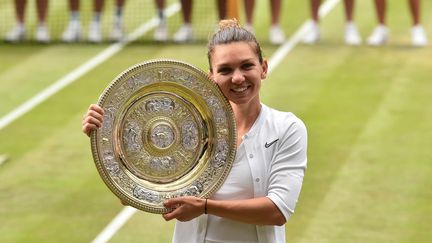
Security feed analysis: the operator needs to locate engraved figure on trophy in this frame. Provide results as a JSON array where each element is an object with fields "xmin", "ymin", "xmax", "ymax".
[
  {"xmin": 145, "ymin": 97, "xmax": 175, "ymax": 113},
  {"xmin": 149, "ymin": 156, "xmax": 176, "ymax": 173},
  {"xmin": 183, "ymin": 182, "xmax": 204, "ymax": 196},
  {"xmin": 136, "ymin": 73, "xmax": 153, "ymax": 86},
  {"xmin": 213, "ymin": 139, "xmax": 228, "ymax": 168},
  {"xmin": 152, "ymin": 68, "xmax": 171, "ymax": 82},
  {"xmin": 102, "ymin": 105, "xmax": 116, "ymax": 131},
  {"xmin": 150, "ymin": 123, "xmax": 175, "ymax": 149},
  {"xmin": 171, "ymin": 69, "xmax": 194, "ymax": 87},
  {"xmin": 103, "ymin": 150, "xmax": 120, "ymax": 175},
  {"xmin": 206, "ymin": 96, "xmax": 227, "ymax": 125},
  {"xmin": 123, "ymin": 121, "xmax": 141, "ymax": 152},
  {"xmin": 172, "ymin": 103, "xmax": 189, "ymax": 121},
  {"xmin": 133, "ymin": 186, "xmax": 160, "ymax": 203},
  {"xmin": 181, "ymin": 120, "xmax": 199, "ymax": 150},
  {"xmin": 111, "ymin": 85, "xmax": 129, "ymax": 106},
  {"xmin": 125, "ymin": 74, "xmax": 143, "ymax": 92},
  {"xmin": 173, "ymin": 150, "xmax": 193, "ymax": 168}
]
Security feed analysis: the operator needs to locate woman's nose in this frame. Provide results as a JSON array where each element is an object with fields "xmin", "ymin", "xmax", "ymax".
[{"xmin": 231, "ymin": 69, "xmax": 245, "ymax": 84}]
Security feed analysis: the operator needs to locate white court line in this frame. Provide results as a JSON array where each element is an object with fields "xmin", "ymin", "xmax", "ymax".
[
  {"xmin": 92, "ymin": 206, "xmax": 137, "ymax": 243},
  {"xmin": 0, "ymin": 154, "xmax": 9, "ymax": 166},
  {"xmin": 91, "ymin": 1, "xmax": 341, "ymax": 243},
  {"xmin": 0, "ymin": 3, "xmax": 180, "ymax": 131}
]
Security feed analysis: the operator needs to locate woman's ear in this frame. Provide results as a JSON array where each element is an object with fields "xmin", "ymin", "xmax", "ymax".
[{"xmin": 261, "ymin": 59, "xmax": 268, "ymax": 80}]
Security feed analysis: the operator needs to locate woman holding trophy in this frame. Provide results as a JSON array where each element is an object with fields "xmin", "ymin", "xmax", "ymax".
[{"xmin": 82, "ymin": 19, "xmax": 307, "ymax": 243}]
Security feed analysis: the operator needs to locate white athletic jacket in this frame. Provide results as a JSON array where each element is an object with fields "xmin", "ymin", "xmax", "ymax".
[{"xmin": 172, "ymin": 104, "xmax": 308, "ymax": 243}]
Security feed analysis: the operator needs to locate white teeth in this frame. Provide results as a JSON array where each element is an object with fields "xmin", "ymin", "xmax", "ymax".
[{"xmin": 232, "ymin": 87, "xmax": 247, "ymax": 92}]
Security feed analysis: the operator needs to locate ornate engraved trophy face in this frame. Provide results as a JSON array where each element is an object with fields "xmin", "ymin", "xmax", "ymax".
[{"xmin": 90, "ymin": 59, "xmax": 236, "ymax": 213}]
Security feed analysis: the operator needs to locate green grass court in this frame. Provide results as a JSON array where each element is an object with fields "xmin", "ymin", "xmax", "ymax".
[{"xmin": 1, "ymin": 0, "xmax": 431, "ymax": 242}]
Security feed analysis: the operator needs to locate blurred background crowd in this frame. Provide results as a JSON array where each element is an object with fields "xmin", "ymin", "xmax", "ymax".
[{"xmin": 1, "ymin": 0, "xmax": 429, "ymax": 46}]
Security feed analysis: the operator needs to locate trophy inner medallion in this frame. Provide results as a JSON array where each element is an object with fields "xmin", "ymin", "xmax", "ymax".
[
  {"xmin": 149, "ymin": 123, "xmax": 175, "ymax": 149},
  {"xmin": 118, "ymin": 92, "xmax": 206, "ymax": 184}
]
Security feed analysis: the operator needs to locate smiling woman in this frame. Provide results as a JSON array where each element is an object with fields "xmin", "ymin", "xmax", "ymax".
[
  {"xmin": 83, "ymin": 18, "xmax": 308, "ymax": 243},
  {"xmin": 164, "ymin": 19, "xmax": 308, "ymax": 243}
]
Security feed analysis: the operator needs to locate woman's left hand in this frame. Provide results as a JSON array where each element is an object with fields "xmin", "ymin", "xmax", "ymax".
[{"xmin": 162, "ymin": 196, "xmax": 206, "ymax": 222}]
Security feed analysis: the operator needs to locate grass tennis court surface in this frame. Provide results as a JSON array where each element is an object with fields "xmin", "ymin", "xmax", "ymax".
[{"xmin": 0, "ymin": 1, "xmax": 431, "ymax": 242}]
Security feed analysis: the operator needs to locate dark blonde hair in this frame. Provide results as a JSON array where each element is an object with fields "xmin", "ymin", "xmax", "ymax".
[{"xmin": 207, "ymin": 19, "xmax": 263, "ymax": 72}]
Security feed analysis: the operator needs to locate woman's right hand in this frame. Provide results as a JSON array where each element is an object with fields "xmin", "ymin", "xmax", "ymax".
[{"xmin": 82, "ymin": 104, "xmax": 104, "ymax": 137}]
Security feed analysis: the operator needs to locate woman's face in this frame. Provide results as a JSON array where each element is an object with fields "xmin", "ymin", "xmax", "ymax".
[{"xmin": 209, "ymin": 42, "xmax": 267, "ymax": 106}]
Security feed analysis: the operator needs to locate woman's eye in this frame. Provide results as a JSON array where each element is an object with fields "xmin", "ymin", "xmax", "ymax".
[
  {"xmin": 218, "ymin": 68, "xmax": 231, "ymax": 74},
  {"xmin": 242, "ymin": 63, "xmax": 254, "ymax": 69}
]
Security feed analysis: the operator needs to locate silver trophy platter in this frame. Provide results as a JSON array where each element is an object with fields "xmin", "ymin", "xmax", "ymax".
[{"xmin": 90, "ymin": 59, "xmax": 236, "ymax": 213}]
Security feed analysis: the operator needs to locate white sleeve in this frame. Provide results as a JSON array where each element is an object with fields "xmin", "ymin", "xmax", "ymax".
[{"xmin": 266, "ymin": 118, "xmax": 308, "ymax": 221}]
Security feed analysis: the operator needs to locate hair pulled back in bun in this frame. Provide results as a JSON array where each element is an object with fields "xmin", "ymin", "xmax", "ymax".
[
  {"xmin": 207, "ymin": 18, "xmax": 263, "ymax": 71},
  {"xmin": 218, "ymin": 18, "xmax": 241, "ymax": 31}
]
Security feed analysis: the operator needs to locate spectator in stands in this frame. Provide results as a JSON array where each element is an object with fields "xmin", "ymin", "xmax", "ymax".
[
  {"xmin": 62, "ymin": 0, "xmax": 126, "ymax": 43},
  {"xmin": 172, "ymin": 0, "xmax": 193, "ymax": 42},
  {"xmin": 5, "ymin": 0, "xmax": 50, "ymax": 43},
  {"xmin": 367, "ymin": 0, "xmax": 428, "ymax": 46},
  {"xmin": 154, "ymin": 0, "xmax": 168, "ymax": 41},
  {"xmin": 303, "ymin": 0, "xmax": 361, "ymax": 45},
  {"xmin": 171, "ymin": 0, "xmax": 228, "ymax": 43},
  {"xmin": 159, "ymin": 0, "xmax": 263, "ymax": 43},
  {"xmin": 243, "ymin": 0, "xmax": 286, "ymax": 45}
]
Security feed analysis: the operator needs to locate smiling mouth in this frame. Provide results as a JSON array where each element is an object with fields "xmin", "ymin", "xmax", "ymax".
[{"xmin": 231, "ymin": 86, "xmax": 249, "ymax": 93}]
